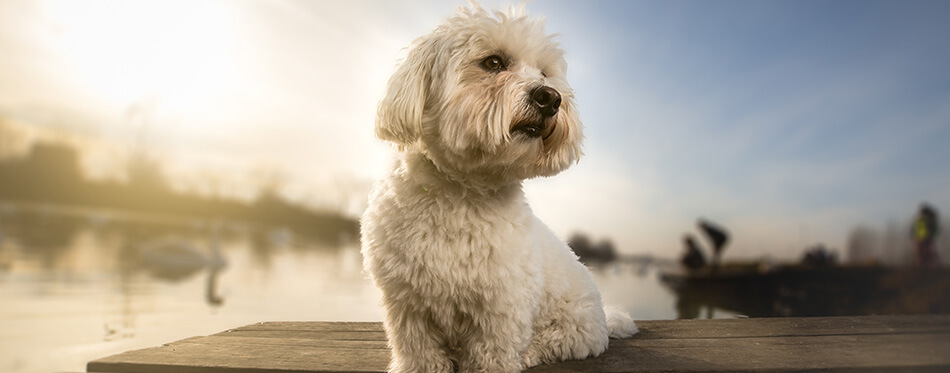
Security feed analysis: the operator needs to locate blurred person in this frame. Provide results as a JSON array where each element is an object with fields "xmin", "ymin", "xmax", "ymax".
[
  {"xmin": 698, "ymin": 218, "xmax": 729, "ymax": 269},
  {"xmin": 912, "ymin": 203, "xmax": 941, "ymax": 267},
  {"xmin": 681, "ymin": 234, "xmax": 707, "ymax": 270}
]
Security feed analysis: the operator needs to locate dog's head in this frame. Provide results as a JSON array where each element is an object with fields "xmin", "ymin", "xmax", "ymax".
[{"xmin": 377, "ymin": 4, "xmax": 583, "ymax": 184}]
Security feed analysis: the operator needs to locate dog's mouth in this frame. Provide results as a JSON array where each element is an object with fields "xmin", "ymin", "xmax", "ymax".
[{"xmin": 512, "ymin": 119, "xmax": 556, "ymax": 140}]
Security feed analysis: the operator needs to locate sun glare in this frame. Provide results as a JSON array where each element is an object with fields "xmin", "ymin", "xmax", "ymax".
[{"xmin": 42, "ymin": 0, "xmax": 240, "ymax": 120}]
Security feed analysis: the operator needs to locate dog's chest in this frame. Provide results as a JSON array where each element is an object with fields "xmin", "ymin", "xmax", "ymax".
[
  {"xmin": 394, "ymin": 195, "xmax": 542, "ymax": 307},
  {"xmin": 414, "ymin": 195, "xmax": 530, "ymax": 262},
  {"xmin": 374, "ymin": 184, "xmax": 539, "ymax": 278}
]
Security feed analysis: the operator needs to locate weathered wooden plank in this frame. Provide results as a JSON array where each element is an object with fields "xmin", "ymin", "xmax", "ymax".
[
  {"xmin": 225, "ymin": 315, "xmax": 950, "ymax": 339},
  {"xmin": 630, "ymin": 314, "xmax": 950, "ymax": 339},
  {"xmin": 88, "ymin": 339, "xmax": 390, "ymax": 373},
  {"xmin": 87, "ymin": 315, "xmax": 950, "ymax": 373},
  {"xmin": 225, "ymin": 322, "xmax": 384, "ymax": 333},
  {"xmin": 214, "ymin": 329, "xmax": 387, "ymax": 341},
  {"xmin": 208, "ymin": 321, "xmax": 387, "ymax": 342},
  {"xmin": 179, "ymin": 336, "xmax": 389, "ymax": 350},
  {"xmin": 529, "ymin": 333, "xmax": 950, "ymax": 372}
]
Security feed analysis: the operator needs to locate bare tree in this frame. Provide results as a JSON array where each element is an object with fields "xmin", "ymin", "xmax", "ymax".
[{"xmin": 121, "ymin": 100, "xmax": 169, "ymax": 191}]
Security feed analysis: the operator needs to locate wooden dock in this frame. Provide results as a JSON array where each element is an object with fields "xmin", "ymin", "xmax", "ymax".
[{"xmin": 88, "ymin": 314, "xmax": 950, "ymax": 372}]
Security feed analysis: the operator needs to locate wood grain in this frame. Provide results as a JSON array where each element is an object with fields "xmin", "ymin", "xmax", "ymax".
[{"xmin": 87, "ymin": 315, "xmax": 950, "ymax": 373}]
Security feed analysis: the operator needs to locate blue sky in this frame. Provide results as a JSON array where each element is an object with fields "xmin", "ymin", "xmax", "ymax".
[
  {"xmin": 1, "ymin": 0, "xmax": 948, "ymax": 259},
  {"xmin": 520, "ymin": 0, "xmax": 950, "ymax": 258}
]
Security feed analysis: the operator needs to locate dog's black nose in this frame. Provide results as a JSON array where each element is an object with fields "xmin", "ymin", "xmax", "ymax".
[{"xmin": 531, "ymin": 86, "xmax": 561, "ymax": 117}]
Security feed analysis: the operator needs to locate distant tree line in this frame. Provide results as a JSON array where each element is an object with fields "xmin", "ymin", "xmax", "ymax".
[
  {"xmin": 568, "ymin": 232, "xmax": 618, "ymax": 263},
  {"xmin": 0, "ymin": 141, "xmax": 357, "ymax": 243}
]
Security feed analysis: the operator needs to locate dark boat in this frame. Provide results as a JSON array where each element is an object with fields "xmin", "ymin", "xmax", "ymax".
[{"xmin": 659, "ymin": 263, "xmax": 950, "ymax": 318}]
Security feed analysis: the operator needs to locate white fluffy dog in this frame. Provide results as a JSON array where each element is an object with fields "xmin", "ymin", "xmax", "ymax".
[{"xmin": 361, "ymin": 4, "xmax": 638, "ymax": 372}]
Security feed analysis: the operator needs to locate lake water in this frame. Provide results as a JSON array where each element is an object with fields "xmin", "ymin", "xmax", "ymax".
[{"xmin": 0, "ymin": 204, "xmax": 708, "ymax": 373}]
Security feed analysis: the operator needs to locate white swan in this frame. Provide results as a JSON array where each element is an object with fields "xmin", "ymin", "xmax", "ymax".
[{"xmin": 137, "ymin": 229, "xmax": 227, "ymax": 280}]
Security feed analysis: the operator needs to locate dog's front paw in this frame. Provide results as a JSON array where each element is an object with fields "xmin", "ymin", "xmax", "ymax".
[
  {"xmin": 389, "ymin": 355, "xmax": 454, "ymax": 373},
  {"xmin": 521, "ymin": 349, "xmax": 542, "ymax": 370}
]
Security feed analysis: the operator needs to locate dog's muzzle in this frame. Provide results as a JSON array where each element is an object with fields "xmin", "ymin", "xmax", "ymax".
[{"xmin": 512, "ymin": 86, "xmax": 561, "ymax": 139}]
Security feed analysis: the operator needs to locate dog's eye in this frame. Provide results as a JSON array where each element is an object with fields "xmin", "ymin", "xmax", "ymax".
[{"xmin": 481, "ymin": 55, "xmax": 506, "ymax": 72}]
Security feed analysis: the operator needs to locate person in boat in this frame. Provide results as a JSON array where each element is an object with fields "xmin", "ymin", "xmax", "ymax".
[
  {"xmin": 681, "ymin": 234, "xmax": 707, "ymax": 270},
  {"xmin": 913, "ymin": 203, "xmax": 941, "ymax": 267},
  {"xmin": 698, "ymin": 218, "xmax": 729, "ymax": 269}
]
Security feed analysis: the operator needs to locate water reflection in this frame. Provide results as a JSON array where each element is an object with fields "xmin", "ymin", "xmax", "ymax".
[
  {"xmin": 2, "ymin": 207, "xmax": 82, "ymax": 268},
  {"xmin": 206, "ymin": 268, "xmax": 225, "ymax": 307},
  {"xmin": 0, "ymin": 202, "xmax": 382, "ymax": 373}
]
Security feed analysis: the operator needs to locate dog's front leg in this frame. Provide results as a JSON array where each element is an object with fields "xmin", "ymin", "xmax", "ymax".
[
  {"xmin": 457, "ymin": 313, "xmax": 532, "ymax": 373},
  {"xmin": 385, "ymin": 309, "xmax": 454, "ymax": 373}
]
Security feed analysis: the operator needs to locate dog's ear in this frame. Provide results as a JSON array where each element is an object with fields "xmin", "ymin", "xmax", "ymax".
[{"xmin": 376, "ymin": 38, "xmax": 439, "ymax": 145}]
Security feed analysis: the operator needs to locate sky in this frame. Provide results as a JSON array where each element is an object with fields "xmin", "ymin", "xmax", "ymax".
[{"xmin": 1, "ymin": 0, "xmax": 949, "ymax": 260}]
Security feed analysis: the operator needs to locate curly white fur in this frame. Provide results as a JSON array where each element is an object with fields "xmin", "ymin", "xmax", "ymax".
[{"xmin": 361, "ymin": 4, "xmax": 637, "ymax": 372}]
